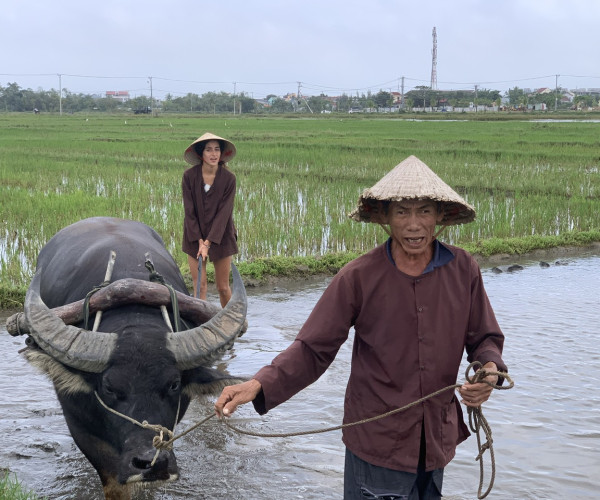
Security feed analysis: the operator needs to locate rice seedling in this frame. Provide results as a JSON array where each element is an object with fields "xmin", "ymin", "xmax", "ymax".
[{"xmin": 1, "ymin": 113, "xmax": 599, "ymax": 301}]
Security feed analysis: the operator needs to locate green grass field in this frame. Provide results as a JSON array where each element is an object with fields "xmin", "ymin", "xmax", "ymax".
[{"xmin": 1, "ymin": 112, "xmax": 599, "ymax": 306}]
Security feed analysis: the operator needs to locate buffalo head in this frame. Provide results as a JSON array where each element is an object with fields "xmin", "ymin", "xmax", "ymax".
[{"xmin": 17, "ymin": 217, "xmax": 247, "ymax": 500}]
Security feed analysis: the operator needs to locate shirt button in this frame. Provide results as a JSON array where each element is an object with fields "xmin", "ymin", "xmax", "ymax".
[
  {"xmin": 420, "ymin": 365, "xmax": 425, "ymax": 370},
  {"xmin": 418, "ymin": 306, "xmax": 423, "ymax": 312}
]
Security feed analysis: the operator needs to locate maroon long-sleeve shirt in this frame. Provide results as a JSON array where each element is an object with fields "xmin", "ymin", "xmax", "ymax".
[
  {"xmin": 253, "ymin": 241, "xmax": 506, "ymax": 473},
  {"xmin": 181, "ymin": 164, "xmax": 238, "ymax": 261}
]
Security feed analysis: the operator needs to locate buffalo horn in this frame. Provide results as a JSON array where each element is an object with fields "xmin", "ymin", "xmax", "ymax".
[
  {"xmin": 167, "ymin": 263, "xmax": 247, "ymax": 370},
  {"xmin": 23, "ymin": 267, "xmax": 118, "ymax": 373}
]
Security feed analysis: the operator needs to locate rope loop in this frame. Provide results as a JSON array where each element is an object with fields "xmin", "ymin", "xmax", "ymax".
[
  {"xmin": 83, "ymin": 280, "xmax": 111, "ymax": 330},
  {"xmin": 465, "ymin": 360, "xmax": 514, "ymax": 390},
  {"xmin": 152, "ymin": 429, "xmax": 175, "ymax": 451}
]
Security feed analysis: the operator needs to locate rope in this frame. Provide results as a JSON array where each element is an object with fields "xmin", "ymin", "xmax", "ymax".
[
  {"xmin": 463, "ymin": 362, "xmax": 514, "ymax": 499},
  {"xmin": 94, "ymin": 362, "xmax": 513, "ymax": 499},
  {"xmin": 223, "ymin": 382, "xmax": 462, "ymax": 438},
  {"xmin": 94, "ymin": 391, "xmax": 181, "ymax": 467},
  {"xmin": 82, "ymin": 281, "xmax": 111, "ymax": 330}
]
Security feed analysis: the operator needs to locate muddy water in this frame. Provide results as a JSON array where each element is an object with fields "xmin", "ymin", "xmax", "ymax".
[{"xmin": 1, "ymin": 253, "xmax": 599, "ymax": 500}]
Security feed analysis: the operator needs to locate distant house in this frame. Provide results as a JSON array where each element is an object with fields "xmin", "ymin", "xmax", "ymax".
[
  {"xmin": 322, "ymin": 95, "xmax": 338, "ymax": 108},
  {"xmin": 391, "ymin": 91, "xmax": 403, "ymax": 104},
  {"xmin": 255, "ymin": 99, "xmax": 271, "ymax": 108},
  {"xmin": 105, "ymin": 90, "xmax": 130, "ymax": 103},
  {"xmin": 561, "ymin": 90, "xmax": 575, "ymax": 103}
]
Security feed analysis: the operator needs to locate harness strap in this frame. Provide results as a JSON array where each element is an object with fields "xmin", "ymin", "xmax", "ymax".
[
  {"xmin": 83, "ymin": 281, "xmax": 111, "ymax": 330},
  {"xmin": 144, "ymin": 257, "xmax": 182, "ymax": 332}
]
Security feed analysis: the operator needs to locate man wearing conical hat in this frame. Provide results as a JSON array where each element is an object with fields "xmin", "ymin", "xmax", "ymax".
[{"xmin": 216, "ymin": 156, "xmax": 507, "ymax": 499}]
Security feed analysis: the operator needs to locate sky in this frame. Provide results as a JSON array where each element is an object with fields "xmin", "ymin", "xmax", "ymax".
[{"xmin": 2, "ymin": 0, "xmax": 600, "ymax": 100}]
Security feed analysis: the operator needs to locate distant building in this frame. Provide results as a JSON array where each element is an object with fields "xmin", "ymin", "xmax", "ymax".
[
  {"xmin": 390, "ymin": 91, "xmax": 403, "ymax": 104},
  {"xmin": 561, "ymin": 90, "xmax": 575, "ymax": 103},
  {"xmin": 105, "ymin": 91, "xmax": 130, "ymax": 103},
  {"xmin": 255, "ymin": 99, "xmax": 271, "ymax": 108},
  {"xmin": 572, "ymin": 88, "xmax": 600, "ymax": 97}
]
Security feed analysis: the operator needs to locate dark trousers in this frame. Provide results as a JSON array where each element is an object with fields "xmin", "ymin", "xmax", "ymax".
[{"xmin": 343, "ymin": 448, "xmax": 444, "ymax": 500}]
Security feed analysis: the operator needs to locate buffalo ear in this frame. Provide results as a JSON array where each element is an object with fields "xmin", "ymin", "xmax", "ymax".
[
  {"xmin": 182, "ymin": 366, "xmax": 248, "ymax": 397},
  {"xmin": 24, "ymin": 348, "xmax": 94, "ymax": 396}
]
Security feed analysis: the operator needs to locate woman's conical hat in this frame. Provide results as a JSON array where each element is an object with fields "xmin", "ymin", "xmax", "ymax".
[
  {"xmin": 349, "ymin": 155, "xmax": 476, "ymax": 225},
  {"xmin": 184, "ymin": 132, "xmax": 236, "ymax": 166}
]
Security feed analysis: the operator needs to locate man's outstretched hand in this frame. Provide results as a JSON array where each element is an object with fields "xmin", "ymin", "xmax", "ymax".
[{"xmin": 215, "ymin": 379, "xmax": 262, "ymax": 418}]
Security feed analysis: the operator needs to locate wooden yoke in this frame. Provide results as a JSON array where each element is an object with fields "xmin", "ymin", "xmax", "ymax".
[{"xmin": 6, "ymin": 278, "xmax": 223, "ymax": 336}]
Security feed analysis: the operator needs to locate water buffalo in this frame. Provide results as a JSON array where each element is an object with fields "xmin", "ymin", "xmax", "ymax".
[{"xmin": 16, "ymin": 217, "xmax": 247, "ymax": 499}]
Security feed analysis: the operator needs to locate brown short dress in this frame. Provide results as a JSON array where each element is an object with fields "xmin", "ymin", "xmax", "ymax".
[{"xmin": 181, "ymin": 164, "xmax": 238, "ymax": 261}]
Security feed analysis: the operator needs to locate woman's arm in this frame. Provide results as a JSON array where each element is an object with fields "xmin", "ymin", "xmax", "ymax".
[{"xmin": 182, "ymin": 171, "xmax": 202, "ymax": 242}]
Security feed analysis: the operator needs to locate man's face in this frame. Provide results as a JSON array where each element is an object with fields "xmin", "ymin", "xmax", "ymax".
[{"xmin": 387, "ymin": 199, "xmax": 443, "ymax": 257}]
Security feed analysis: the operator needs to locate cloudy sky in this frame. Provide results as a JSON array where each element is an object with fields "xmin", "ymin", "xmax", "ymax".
[{"xmin": 2, "ymin": 0, "xmax": 599, "ymax": 100}]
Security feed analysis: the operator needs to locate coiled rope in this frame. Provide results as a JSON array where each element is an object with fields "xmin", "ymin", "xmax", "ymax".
[{"xmin": 95, "ymin": 361, "xmax": 513, "ymax": 499}]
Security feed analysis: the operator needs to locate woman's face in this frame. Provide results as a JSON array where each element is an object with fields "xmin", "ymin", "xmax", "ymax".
[{"xmin": 201, "ymin": 140, "xmax": 221, "ymax": 167}]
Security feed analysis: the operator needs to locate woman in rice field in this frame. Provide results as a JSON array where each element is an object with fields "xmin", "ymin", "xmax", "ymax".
[{"xmin": 181, "ymin": 132, "xmax": 238, "ymax": 307}]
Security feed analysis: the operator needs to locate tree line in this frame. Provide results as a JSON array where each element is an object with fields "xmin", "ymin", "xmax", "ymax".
[{"xmin": 1, "ymin": 82, "xmax": 594, "ymax": 114}]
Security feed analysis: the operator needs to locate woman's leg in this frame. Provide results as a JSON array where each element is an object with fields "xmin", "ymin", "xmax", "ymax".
[
  {"xmin": 188, "ymin": 254, "xmax": 207, "ymax": 300},
  {"xmin": 213, "ymin": 255, "xmax": 232, "ymax": 307}
]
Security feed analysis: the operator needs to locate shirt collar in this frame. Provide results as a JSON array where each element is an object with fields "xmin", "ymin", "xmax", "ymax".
[{"xmin": 386, "ymin": 238, "xmax": 455, "ymax": 274}]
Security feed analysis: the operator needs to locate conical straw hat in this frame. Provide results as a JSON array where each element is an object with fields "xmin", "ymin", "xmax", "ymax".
[
  {"xmin": 349, "ymin": 155, "xmax": 476, "ymax": 226},
  {"xmin": 184, "ymin": 132, "xmax": 236, "ymax": 166}
]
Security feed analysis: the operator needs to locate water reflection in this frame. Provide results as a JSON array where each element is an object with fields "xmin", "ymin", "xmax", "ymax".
[{"xmin": 1, "ymin": 254, "xmax": 598, "ymax": 499}]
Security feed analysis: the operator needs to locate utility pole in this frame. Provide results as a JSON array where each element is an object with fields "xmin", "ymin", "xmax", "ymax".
[
  {"xmin": 401, "ymin": 76, "xmax": 405, "ymax": 111},
  {"xmin": 474, "ymin": 85, "xmax": 478, "ymax": 113},
  {"xmin": 148, "ymin": 76, "xmax": 153, "ymax": 115},
  {"xmin": 58, "ymin": 74, "xmax": 62, "ymax": 115},
  {"xmin": 297, "ymin": 81, "xmax": 302, "ymax": 112},
  {"xmin": 233, "ymin": 82, "xmax": 236, "ymax": 115},
  {"xmin": 555, "ymin": 74, "xmax": 560, "ymax": 111}
]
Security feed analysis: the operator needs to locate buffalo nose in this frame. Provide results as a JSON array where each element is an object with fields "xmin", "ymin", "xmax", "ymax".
[{"xmin": 132, "ymin": 450, "xmax": 172, "ymax": 480}]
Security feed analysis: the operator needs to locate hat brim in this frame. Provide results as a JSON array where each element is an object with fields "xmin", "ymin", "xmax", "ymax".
[
  {"xmin": 349, "ymin": 196, "xmax": 476, "ymax": 226},
  {"xmin": 184, "ymin": 133, "xmax": 236, "ymax": 166},
  {"xmin": 348, "ymin": 155, "xmax": 476, "ymax": 226}
]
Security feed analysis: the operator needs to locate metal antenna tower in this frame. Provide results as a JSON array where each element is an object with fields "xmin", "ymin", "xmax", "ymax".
[{"xmin": 430, "ymin": 27, "xmax": 438, "ymax": 90}]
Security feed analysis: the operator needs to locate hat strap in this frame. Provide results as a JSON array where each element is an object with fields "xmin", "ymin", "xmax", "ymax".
[
  {"xmin": 433, "ymin": 225, "xmax": 447, "ymax": 239},
  {"xmin": 378, "ymin": 223, "xmax": 392, "ymax": 237}
]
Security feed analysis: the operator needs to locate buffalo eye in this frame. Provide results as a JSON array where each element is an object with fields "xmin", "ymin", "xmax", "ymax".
[
  {"xmin": 168, "ymin": 378, "xmax": 181, "ymax": 394},
  {"xmin": 100, "ymin": 374, "xmax": 122, "ymax": 400}
]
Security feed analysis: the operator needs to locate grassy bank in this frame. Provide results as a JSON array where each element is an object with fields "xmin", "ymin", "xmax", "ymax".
[
  {"xmin": 1, "ymin": 113, "xmax": 599, "ymax": 307},
  {"xmin": 0, "ymin": 471, "xmax": 46, "ymax": 500}
]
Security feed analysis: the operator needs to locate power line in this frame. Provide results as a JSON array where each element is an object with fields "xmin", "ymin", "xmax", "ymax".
[{"xmin": 2, "ymin": 73, "xmax": 599, "ymax": 100}]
